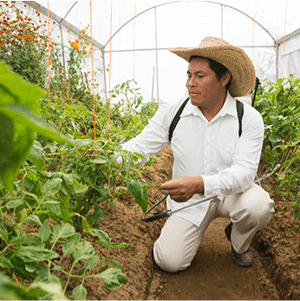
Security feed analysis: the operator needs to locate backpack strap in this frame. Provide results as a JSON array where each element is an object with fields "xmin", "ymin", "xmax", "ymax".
[
  {"xmin": 168, "ymin": 97, "xmax": 189, "ymax": 142},
  {"xmin": 236, "ymin": 99, "xmax": 244, "ymax": 138},
  {"xmin": 168, "ymin": 97, "xmax": 244, "ymax": 142},
  {"xmin": 251, "ymin": 77, "xmax": 261, "ymax": 107}
]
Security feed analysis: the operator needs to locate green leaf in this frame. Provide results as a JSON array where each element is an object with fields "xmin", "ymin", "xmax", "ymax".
[
  {"xmin": 90, "ymin": 157, "xmax": 107, "ymax": 164},
  {"xmin": 41, "ymin": 178, "xmax": 62, "ymax": 196},
  {"xmin": 25, "ymin": 215, "xmax": 42, "ymax": 226},
  {"xmin": 6, "ymin": 198, "xmax": 23, "ymax": 209},
  {"xmin": 90, "ymin": 228, "xmax": 131, "ymax": 249},
  {"xmin": 72, "ymin": 285, "xmax": 87, "ymax": 300},
  {"xmin": 294, "ymin": 210, "xmax": 300, "ymax": 220},
  {"xmin": 27, "ymin": 140, "xmax": 45, "ymax": 171},
  {"xmin": 0, "ymin": 113, "xmax": 35, "ymax": 191},
  {"xmin": 0, "ymin": 270, "xmax": 67, "ymax": 300},
  {"xmin": 0, "ymin": 227, "xmax": 8, "ymax": 242},
  {"xmin": 52, "ymin": 223, "xmax": 75, "ymax": 243},
  {"xmin": 3, "ymin": 103, "xmax": 69, "ymax": 143},
  {"xmin": 11, "ymin": 236, "xmax": 41, "ymax": 247},
  {"xmin": 106, "ymin": 258, "xmax": 122, "ymax": 269},
  {"xmin": 25, "ymin": 261, "xmax": 39, "ymax": 273},
  {"xmin": 73, "ymin": 241, "xmax": 94, "ymax": 262},
  {"xmin": 96, "ymin": 268, "xmax": 128, "ymax": 290},
  {"xmin": 75, "ymin": 213, "xmax": 90, "ymax": 232},
  {"xmin": 62, "ymin": 233, "xmax": 81, "ymax": 257},
  {"xmin": 58, "ymin": 190, "xmax": 74, "ymax": 223},
  {"xmin": 86, "ymin": 255, "xmax": 99, "ymax": 269},
  {"xmin": 0, "ymin": 62, "xmax": 70, "ymax": 191},
  {"xmin": 126, "ymin": 178, "xmax": 148, "ymax": 213},
  {"xmin": 12, "ymin": 246, "xmax": 58, "ymax": 263},
  {"xmin": 0, "ymin": 256, "xmax": 13, "ymax": 268},
  {"xmin": 38, "ymin": 221, "xmax": 52, "ymax": 242}
]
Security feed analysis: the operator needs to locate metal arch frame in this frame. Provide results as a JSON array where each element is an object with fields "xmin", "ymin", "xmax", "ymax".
[{"xmin": 101, "ymin": 0, "xmax": 277, "ymax": 101}]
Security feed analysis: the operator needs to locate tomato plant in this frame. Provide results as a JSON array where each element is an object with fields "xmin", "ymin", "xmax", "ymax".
[{"xmin": 255, "ymin": 75, "xmax": 300, "ymax": 218}]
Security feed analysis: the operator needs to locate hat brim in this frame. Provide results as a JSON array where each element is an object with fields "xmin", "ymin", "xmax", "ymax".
[{"xmin": 169, "ymin": 45, "xmax": 256, "ymax": 97}]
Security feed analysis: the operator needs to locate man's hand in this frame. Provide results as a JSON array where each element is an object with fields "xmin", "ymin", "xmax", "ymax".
[{"xmin": 160, "ymin": 176, "xmax": 204, "ymax": 202}]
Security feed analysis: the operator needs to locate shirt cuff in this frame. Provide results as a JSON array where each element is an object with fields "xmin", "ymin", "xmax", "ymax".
[{"xmin": 202, "ymin": 174, "xmax": 220, "ymax": 197}]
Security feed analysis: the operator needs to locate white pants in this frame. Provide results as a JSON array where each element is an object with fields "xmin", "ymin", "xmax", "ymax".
[{"xmin": 153, "ymin": 184, "xmax": 275, "ymax": 273}]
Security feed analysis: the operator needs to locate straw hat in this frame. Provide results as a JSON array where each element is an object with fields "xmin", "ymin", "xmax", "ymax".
[{"xmin": 169, "ymin": 37, "xmax": 256, "ymax": 97}]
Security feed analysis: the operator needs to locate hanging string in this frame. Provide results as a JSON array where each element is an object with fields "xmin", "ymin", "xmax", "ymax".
[
  {"xmin": 108, "ymin": 1, "xmax": 113, "ymax": 123},
  {"xmin": 47, "ymin": 1, "xmax": 51, "ymax": 119},
  {"xmin": 89, "ymin": 1, "xmax": 96, "ymax": 151},
  {"xmin": 132, "ymin": 1, "xmax": 136, "ymax": 105},
  {"xmin": 281, "ymin": 1, "xmax": 287, "ymax": 77}
]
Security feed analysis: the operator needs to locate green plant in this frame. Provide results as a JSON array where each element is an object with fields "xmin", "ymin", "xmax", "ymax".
[
  {"xmin": 255, "ymin": 75, "xmax": 300, "ymax": 218},
  {"xmin": 0, "ymin": 1, "xmax": 49, "ymax": 87},
  {"xmin": 0, "ymin": 61, "xmax": 129, "ymax": 299}
]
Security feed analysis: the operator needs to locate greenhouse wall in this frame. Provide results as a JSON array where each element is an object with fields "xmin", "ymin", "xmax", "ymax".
[{"xmin": 277, "ymin": 28, "xmax": 300, "ymax": 79}]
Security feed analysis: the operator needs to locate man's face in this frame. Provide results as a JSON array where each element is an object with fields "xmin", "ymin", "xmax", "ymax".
[{"xmin": 186, "ymin": 57, "xmax": 229, "ymax": 109}]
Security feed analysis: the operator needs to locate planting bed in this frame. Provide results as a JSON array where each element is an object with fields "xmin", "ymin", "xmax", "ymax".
[{"xmin": 64, "ymin": 144, "xmax": 300, "ymax": 300}]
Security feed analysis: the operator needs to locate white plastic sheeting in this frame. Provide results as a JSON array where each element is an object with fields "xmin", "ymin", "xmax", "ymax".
[
  {"xmin": 277, "ymin": 29, "xmax": 300, "ymax": 79},
  {"xmin": 21, "ymin": 1, "xmax": 300, "ymax": 103}
]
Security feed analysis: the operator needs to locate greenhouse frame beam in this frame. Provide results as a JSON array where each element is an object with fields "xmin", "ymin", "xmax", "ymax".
[
  {"xmin": 102, "ymin": 0, "xmax": 278, "ymax": 98},
  {"xmin": 104, "ymin": 45, "xmax": 275, "ymax": 53},
  {"xmin": 103, "ymin": 0, "xmax": 276, "ymax": 49}
]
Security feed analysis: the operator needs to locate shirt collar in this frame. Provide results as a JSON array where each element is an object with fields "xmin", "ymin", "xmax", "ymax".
[{"xmin": 181, "ymin": 92, "xmax": 238, "ymax": 120}]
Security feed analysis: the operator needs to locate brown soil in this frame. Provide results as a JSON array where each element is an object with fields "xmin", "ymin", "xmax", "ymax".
[{"xmin": 64, "ymin": 144, "xmax": 300, "ymax": 300}]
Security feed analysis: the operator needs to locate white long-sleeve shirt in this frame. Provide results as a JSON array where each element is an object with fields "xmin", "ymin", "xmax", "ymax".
[{"xmin": 120, "ymin": 92, "xmax": 264, "ymax": 226}]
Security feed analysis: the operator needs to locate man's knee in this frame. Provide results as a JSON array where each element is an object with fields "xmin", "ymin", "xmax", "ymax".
[
  {"xmin": 153, "ymin": 241, "xmax": 193, "ymax": 273},
  {"xmin": 232, "ymin": 184, "xmax": 275, "ymax": 230}
]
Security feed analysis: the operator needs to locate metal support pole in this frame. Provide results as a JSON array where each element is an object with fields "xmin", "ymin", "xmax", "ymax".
[
  {"xmin": 276, "ymin": 42, "xmax": 279, "ymax": 80},
  {"xmin": 154, "ymin": 7, "xmax": 159, "ymax": 103},
  {"xmin": 151, "ymin": 66, "xmax": 155, "ymax": 102}
]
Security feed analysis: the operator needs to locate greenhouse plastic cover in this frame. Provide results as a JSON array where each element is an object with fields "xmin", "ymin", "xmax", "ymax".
[{"xmin": 25, "ymin": 1, "xmax": 300, "ymax": 103}]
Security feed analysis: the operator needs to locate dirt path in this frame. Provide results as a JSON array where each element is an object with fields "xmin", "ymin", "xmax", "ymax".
[{"xmin": 148, "ymin": 218, "xmax": 273, "ymax": 300}]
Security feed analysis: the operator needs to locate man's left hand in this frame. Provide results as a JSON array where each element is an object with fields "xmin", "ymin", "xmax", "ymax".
[{"xmin": 160, "ymin": 176, "xmax": 204, "ymax": 203}]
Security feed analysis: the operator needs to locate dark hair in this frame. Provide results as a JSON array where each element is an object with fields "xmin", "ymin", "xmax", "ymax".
[{"xmin": 189, "ymin": 56, "xmax": 232, "ymax": 90}]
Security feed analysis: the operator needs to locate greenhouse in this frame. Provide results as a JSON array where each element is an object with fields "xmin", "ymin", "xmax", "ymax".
[{"xmin": 0, "ymin": 0, "xmax": 300, "ymax": 300}]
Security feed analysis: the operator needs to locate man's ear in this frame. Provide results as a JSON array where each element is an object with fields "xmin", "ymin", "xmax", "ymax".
[{"xmin": 222, "ymin": 70, "xmax": 231, "ymax": 87}]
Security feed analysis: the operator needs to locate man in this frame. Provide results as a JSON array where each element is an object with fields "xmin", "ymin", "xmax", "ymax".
[{"xmin": 119, "ymin": 37, "xmax": 274, "ymax": 272}]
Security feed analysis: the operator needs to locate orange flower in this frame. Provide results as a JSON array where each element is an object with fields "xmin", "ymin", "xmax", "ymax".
[
  {"xmin": 99, "ymin": 47, "xmax": 102, "ymax": 50},
  {"xmin": 86, "ymin": 42, "xmax": 90, "ymax": 46},
  {"xmin": 81, "ymin": 29, "xmax": 86, "ymax": 33},
  {"xmin": 75, "ymin": 39, "xmax": 79, "ymax": 43},
  {"xmin": 71, "ymin": 42, "xmax": 79, "ymax": 49},
  {"xmin": 68, "ymin": 98, "xmax": 72, "ymax": 102},
  {"xmin": 83, "ymin": 49, "xmax": 87, "ymax": 54},
  {"xmin": 106, "ymin": 68, "xmax": 109, "ymax": 72},
  {"xmin": 67, "ymin": 29, "xmax": 70, "ymax": 32}
]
